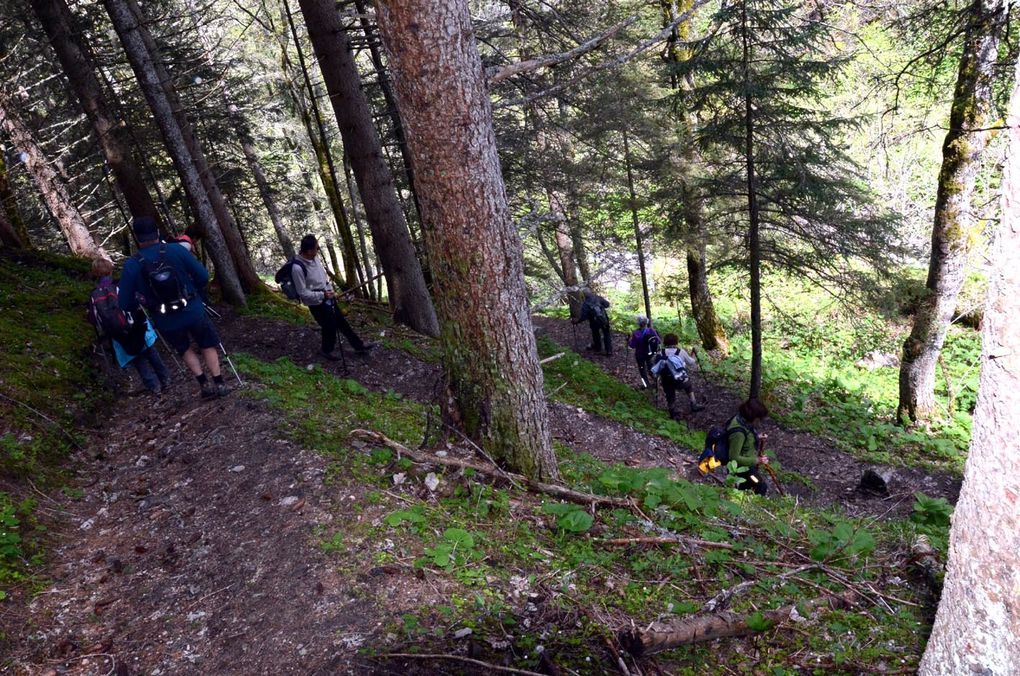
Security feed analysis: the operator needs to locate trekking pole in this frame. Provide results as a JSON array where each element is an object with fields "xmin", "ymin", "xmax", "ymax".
[
  {"xmin": 217, "ymin": 344, "xmax": 244, "ymax": 385},
  {"xmin": 204, "ymin": 304, "xmax": 222, "ymax": 319},
  {"xmin": 140, "ymin": 307, "xmax": 185, "ymax": 373}
]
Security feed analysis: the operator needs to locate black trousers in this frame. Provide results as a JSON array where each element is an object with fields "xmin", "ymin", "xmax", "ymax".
[
  {"xmin": 635, "ymin": 354, "xmax": 651, "ymax": 386},
  {"xmin": 735, "ymin": 466, "xmax": 768, "ymax": 496},
  {"xmin": 589, "ymin": 321, "xmax": 612, "ymax": 354},
  {"xmin": 661, "ymin": 375, "xmax": 692, "ymax": 414},
  {"xmin": 309, "ymin": 300, "xmax": 365, "ymax": 353}
]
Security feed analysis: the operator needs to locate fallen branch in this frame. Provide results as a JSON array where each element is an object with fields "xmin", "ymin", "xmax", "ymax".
[
  {"xmin": 349, "ymin": 429, "xmax": 631, "ymax": 508},
  {"xmin": 539, "ymin": 352, "xmax": 566, "ymax": 365},
  {"xmin": 761, "ymin": 464, "xmax": 786, "ymax": 497},
  {"xmin": 0, "ymin": 390, "xmax": 83, "ymax": 449},
  {"xmin": 378, "ymin": 653, "xmax": 546, "ymax": 676},
  {"xmin": 600, "ymin": 536, "xmax": 735, "ymax": 550},
  {"xmin": 619, "ymin": 590, "xmax": 858, "ymax": 656}
]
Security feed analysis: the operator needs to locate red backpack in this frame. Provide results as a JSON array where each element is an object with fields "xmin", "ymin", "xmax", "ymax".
[{"xmin": 90, "ymin": 285, "xmax": 132, "ymax": 338}]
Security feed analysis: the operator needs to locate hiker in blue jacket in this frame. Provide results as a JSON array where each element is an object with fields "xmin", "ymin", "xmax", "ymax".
[
  {"xmin": 118, "ymin": 216, "xmax": 227, "ymax": 399},
  {"xmin": 573, "ymin": 289, "xmax": 612, "ymax": 356}
]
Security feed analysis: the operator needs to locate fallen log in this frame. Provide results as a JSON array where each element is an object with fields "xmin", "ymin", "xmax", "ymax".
[
  {"xmin": 349, "ymin": 429, "xmax": 632, "ymax": 508},
  {"xmin": 619, "ymin": 590, "xmax": 858, "ymax": 656}
]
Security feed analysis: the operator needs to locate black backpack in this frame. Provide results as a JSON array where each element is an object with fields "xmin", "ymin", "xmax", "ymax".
[
  {"xmin": 274, "ymin": 256, "xmax": 308, "ymax": 301},
  {"xmin": 644, "ymin": 331, "xmax": 661, "ymax": 360},
  {"xmin": 90, "ymin": 285, "xmax": 132, "ymax": 339},
  {"xmin": 699, "ymin": 418, "xmax": 752, "ymax": 466},
  {"xmin": 137, "ymin": 244, "xmax": 190, "ymax": 315},
  {"xmin": 587, "ymin": 299, "xmax": 609, "ymax": 326}
]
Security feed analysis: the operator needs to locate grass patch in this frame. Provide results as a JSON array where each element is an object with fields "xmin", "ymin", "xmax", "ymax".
[
  {"xmin": 236, "ymin": 290, "xmax": 311, "ymax": 326},
  {"xmin": 0, "ymin": 250, "xmax": 108, "ymax": 595}
]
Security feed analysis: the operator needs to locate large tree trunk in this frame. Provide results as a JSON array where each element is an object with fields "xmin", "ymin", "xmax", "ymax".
[
  {"xmin": 0, "ymin": 95, "xmax": 109, "ymax": 261},
  {"xmin": 684, "ymin": 200, "xmax": 728, "ymax": 353},
  {"xmin": 375, "ymin": 0, "xmax": 558, "ymax": 481},
  {"xmin": 343, "ymin": 151, "xmax": 378, "ymax": 301},
  {"xmin": 230, "ymin": 108, "xmax": 295, "ymax": 259},
  {"xmin": 918, "ymin": 53, "xmax": 1020, "ymax": 674},
  {"xmin": 101, "ymin": 0, "xmax": 245, "ymax": 304},
  {"xmin": 549, "ymin": 191, "xmax": 583, "ymax": 319},
  {"xmin": 739, "ymin": 0, "xmax": 763, "ymax": 400},
  {"xmin": 30, "ymin": 0, "xmax": 164, "ymax": 236},
  {"xmin": 299, "ymin": 0, "xmax": 439, "ymax": 337},
  {"xmin": 898, "ymin": 0, "xmax": 1006, "ymax": 424}
]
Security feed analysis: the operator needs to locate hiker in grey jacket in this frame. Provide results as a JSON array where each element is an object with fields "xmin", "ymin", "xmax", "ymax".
[
  {"xmin": 293, "ymin": 234, "xmax": 373, "ymax": 360},
  {"xmin": 650, "ymin": 333, "xmax": 705, "ymax": 419}
]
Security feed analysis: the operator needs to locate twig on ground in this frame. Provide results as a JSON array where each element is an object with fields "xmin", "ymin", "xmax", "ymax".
[
  {"xmin": 0, "ymin": 390, "xmax": 83, "ymax": 449},
  {"xmin": 377, "ymin": 653, "xmax": 545, "ymax": 675},
  {"xmin": 539, "ymin": 352, "xmax": 566, "ymax": 365},
  {"xmin": 600, "ymin": 536, "xmax": 735, "ymax": 550}
]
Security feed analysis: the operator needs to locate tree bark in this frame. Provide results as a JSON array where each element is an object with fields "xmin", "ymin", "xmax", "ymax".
[
  {"xmin": 230, "ymin": 108, "xmax": 295, "ymax": 259},
  {"xmin": 740, "ymin": 0, "xmax": 763, "ymax": 400},
  {"xmin": 101, "ymin": 0, "xmax": 245, "ymax": 304},
  {"xmin": 30, "ymin": 0, "xmax": 165, "ymax": 237},
  {"xmin": 898, "ymin": 0, "xmax": 1006, "ymax": 424},
  {"xmin": 918, "ymin": 51, "xmax": 1020, "ymax": 676},
  {"xmin": 550, "ymin": 192, "xmax": 583, "ymax": 319},
  {"xmin": 375, "ymin": 0, "xmax": 558, "ymax": 481},
  {"xmin": 0, "ymin": 94, "xmax": 109, "ymax": 262},
  {"xmin": 0, "ymin": 198, "xmax": 25, "ymax": 248},
  {"xmin": 299, "ymin": 0, "xmax": 439, "ymax": 337},
  {"xmin": 343, "ymin": 151, "xmax": 378, "ymax": 301},
  {"xmin": 623, "ymin": 130, "xmax": 652, "ymax": 320},
  {"xmin": 685, "ymin": 219, "xmax": 728, "ymax": 353}
]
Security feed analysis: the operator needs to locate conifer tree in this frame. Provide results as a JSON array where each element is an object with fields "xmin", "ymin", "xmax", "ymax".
[{"xmin": 673, "ymin": 0, "xmax": 896, "ymax": 398}]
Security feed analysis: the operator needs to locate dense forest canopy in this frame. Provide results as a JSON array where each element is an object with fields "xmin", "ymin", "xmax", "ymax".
[{"xmin": 1, "ymin": 0, "xmax": 1018, "ymax": 672}]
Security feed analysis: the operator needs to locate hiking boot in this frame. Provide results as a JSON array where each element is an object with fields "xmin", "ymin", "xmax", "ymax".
[
  {"xmin": 215, "ymin": 382, "xmax": 231, "ymax": 398},
  {"xmin": 320, "ymin": 350, "xmax": 340, "ymax": 361},
  {"xmin": 200, "ymin": 383, "xmax": 217, "ymax": 399},
  {"xmin": 355, "ymin": 342, "xmax": 377, "ymax": 355}
]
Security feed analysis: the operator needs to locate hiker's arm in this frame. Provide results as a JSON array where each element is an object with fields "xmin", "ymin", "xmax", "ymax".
[
  {"xmin": 293, "ymin": 265, "xmax": 324, "ymax": 305},
  {"xmin": 729, "ymin": 430, "xmax": 758, "ymax": 469},
  {"xmin": 118, "ymin": 263, "xmax": 139, "ymax": 312}
]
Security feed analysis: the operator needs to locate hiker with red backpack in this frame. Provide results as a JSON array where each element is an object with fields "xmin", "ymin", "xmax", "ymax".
[
  {"xmin": 284, "ymin": 234, "xmax": 374, "ymax": 362},
  {"xmin": 698, "ymin": 398, "xmax": 770, "ymax": 495},
  {"xmin": 627, "ymin": 315, "xmax": 660, "ymax": 389},
  {"xmin": 118, "ymin": 216, "xmax": 228, "ymax": 400},
  {"xmin": 649, "ymin": 333, "xmax": 706, "ymax": 419},
  {"xmin": 88, "ymin": 258, "xmax": 170, "ymax": 396}
]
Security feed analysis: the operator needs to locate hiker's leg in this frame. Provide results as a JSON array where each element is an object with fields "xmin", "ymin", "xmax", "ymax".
[
  {"xmin": 663, "ymin": 379, "xmax": 678, "ymax": 416},
  {"xmin": 588, "ymin": 321, "xmax": 599, "ymax": 350},
  {"xmin": 164, "ymin": 328, "xmax": 201, "ymax": 376},
  {"xmin": 191, "ymin": 317, "xmax": 222, "ymax": 378},
  {"xmin": 332, "ymin": 304, "xmax": 366, "ymax": 351},
  {"xmin": 181, "ymin": 348, "xmax": 203, "ymax": 377},
  {"xmin": 310, "ymin": 303, "xmax": 337, "ymax": 353},
  {"xmin": 601, "ymin": 325, "xmax": 612, "ymax": 355},
  {"xmin": 145, "ymin": 347, "xmax": 171, "ymax": 386},
  {"xmin": 636, "ymin": 357, "xmax": 649, "ymax": 387},
  {"xmin": 132, "ymin": 355, "xmax": 159, "ymax": 392}
]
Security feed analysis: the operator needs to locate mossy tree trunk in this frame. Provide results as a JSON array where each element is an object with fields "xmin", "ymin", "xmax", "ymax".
[
  {"xmin": 918, "ymin": 52, "xmax": 1020, "ymax": 674},
  {"xmin": 298, "ymin": 0, "xmax": 440, "ymax": 337},
  {"xmin": 101, "ymin": 0, "xmax": 245, "ymax": 303},
  {"xmin": 623, "ymin": 130, "xmax": 653, "ymax": 321},
  {"xmin": 898, "ymin": 0, "xmax": 1006, "ymax": 424},
  {"xmin": 685, "ymin": 231, "xmax": 728, "ymax": 353},
  {"xmin": 375, "ymin": 0, "xmax": 558, "ymax": 481},
  {"xmin": 0, "ymin": 94, "xmax": 110, "ymax": 262},
  {"xmin": 30, "ymin": 0, "xmax": 165, "ymax": 235}
]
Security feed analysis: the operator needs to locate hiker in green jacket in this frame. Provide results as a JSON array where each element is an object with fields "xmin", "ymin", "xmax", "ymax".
[{"xmin": 726, "ymin": 398, "xmax": 770, "ymax": 496}]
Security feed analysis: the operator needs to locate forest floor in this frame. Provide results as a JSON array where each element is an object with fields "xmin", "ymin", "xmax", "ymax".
[{"xmin": 2, "ymin": 302, "xmax": 956, "ymax": 674}]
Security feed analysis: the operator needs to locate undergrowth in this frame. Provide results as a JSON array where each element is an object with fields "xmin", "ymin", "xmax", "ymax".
[
  {"xmin": 237, "ymin": 350, "xmax": 941, "ymax": 673},
  {"xmin": 0, "ymin": 251, "xmax": 107, "ymax": 596}
]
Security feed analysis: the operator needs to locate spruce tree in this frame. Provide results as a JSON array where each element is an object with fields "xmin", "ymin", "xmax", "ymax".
[{"xmin": 673, "ymin": 0, "xmax": 897, "ymax": 398}]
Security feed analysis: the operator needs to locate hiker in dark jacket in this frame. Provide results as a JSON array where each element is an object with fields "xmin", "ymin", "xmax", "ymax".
[
  {"xmin": 89, "ymin": 258, "xmax": 170, "ymax": 395},
  {"xmin": 119, "ymin": 216, "xmax": 227, "ymax": 399},
  {"xmin": 649, "ymin": 333, "xmax": 705, "ymax": 419},
  {"xmin": 573, "ymin": 289, "xmax": 612, "ymax": 355},
  {"xmin": 627, "ymin": 315, "xmax": 659, "ymax": 388},
  {"xmin": 726, "ymin": 398, "xmax": 770, "ymax": 496},
  {"xmin": 292, "ymin": 234, "xmax": 374, "ymax": 361}
]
